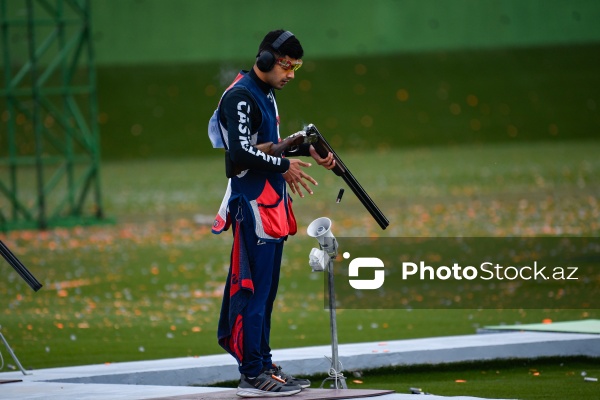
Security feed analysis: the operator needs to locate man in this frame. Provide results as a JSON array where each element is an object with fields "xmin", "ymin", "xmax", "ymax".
[{"xmin": 208, "ymin": 30, "xmax": 335, "ymax": 397}]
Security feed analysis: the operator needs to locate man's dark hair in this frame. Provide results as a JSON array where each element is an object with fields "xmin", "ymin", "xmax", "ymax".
[{"xmin": 257, "ymin": 29, "xmax": 304, "ymax": 59}]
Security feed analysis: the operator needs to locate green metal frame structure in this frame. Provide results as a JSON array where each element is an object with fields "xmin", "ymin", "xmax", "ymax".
[{"xmin": 0, "ymin": 0, "xmax": 105, "ymax": 231}]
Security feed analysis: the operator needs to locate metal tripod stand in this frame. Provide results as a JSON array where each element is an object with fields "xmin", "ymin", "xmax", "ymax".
[
  {"xmin": 319, "ymin": 240, "xmax": 347, "ymax": 389},
  {"xmin": 0, "ymin": 326, "xmax": 31, "ymax": 375},
  {"xmin": 307, "ymin": 217, "xmax": 347, "ymax": 389}
]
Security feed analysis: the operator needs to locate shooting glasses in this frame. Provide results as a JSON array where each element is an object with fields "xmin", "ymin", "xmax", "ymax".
[{"xmin": 276, "ymin": 58, "xmax": 302, "ymax": 72}]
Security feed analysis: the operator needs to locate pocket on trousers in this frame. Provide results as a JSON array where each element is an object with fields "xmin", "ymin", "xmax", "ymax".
[{"xmin": 256, "ymin": 181, "xmax": 289, "ymax": 238}]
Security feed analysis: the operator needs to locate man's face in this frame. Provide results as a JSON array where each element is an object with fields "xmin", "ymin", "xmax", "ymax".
[{"xmin": 265, "ymin": 56, "xmax": 302, "ymax": 90}]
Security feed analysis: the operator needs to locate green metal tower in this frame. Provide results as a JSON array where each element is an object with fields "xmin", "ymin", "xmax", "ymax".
[{"xmin": 0, "ymin": 0, "xmax": 105, "ymax": 231}]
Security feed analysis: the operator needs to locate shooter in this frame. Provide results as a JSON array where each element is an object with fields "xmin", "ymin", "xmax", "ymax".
[{"xmin": 208, "ymin": 29, "xmax": 335, "ymax": 398}]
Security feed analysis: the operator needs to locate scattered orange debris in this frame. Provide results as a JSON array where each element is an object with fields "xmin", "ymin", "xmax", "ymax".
[{"xmin": 50, "ymin": 278, "xmax": 94, "ymax": 290}]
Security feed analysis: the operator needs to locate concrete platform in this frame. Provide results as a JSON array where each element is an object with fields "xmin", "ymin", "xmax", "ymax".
[
  {"xmin": 1, "ymin": 331, "xmax": 598, "ymax": 400},
  {"xmin": 479, "ymin": 318, "xmax": 600, "ymax": 335}
]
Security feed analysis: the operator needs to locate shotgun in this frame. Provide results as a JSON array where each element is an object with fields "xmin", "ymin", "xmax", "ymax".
[{"xmin": 226, "ymin": 124, "xmax": 389, "ymax": 230}]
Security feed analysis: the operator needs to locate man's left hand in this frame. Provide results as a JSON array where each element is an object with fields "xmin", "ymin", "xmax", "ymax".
[{"xmin": 309, "ymin": 146, "xmax": 336, "ymax": 170}]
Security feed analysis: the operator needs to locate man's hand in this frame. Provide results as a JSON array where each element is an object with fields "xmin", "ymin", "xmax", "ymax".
[
  {"xmin": 309, "ymin": 146, "xmax": 336, "ymax": 170},
  {"xmin": 283, "ymin": 159, "xmax": 317, "ymax": 198}
]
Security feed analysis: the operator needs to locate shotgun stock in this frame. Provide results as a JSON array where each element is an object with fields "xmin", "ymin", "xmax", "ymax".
[
  {"xmin": 304, "ymin": 124, "xmax": 390, "ymax": 230},
  {"xmin": 225, "ymin": 131, "xmax": 307, "ymax": 178}
]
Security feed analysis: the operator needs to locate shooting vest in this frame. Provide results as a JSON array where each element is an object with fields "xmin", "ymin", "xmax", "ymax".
[{"xmin": 209, "ymin": 71, "xmax": 297, "ymax": 241}]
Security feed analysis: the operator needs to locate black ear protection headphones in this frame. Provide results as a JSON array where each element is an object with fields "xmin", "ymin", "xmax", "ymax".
[{"xmin": 256, "ymin": 31, "xmax": 294, "ymax": 72}]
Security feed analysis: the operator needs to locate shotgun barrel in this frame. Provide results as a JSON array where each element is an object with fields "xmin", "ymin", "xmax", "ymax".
[
  {"xmin": 0, "ymin": 240, "xmax": 43, "ymax": 292},
  {"xmin": 304, "ymin": 124, "xmax": 389, "ymax": 230}
]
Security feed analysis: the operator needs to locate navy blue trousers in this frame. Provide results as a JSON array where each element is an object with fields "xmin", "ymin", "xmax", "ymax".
[{"xmin": 233, "ymin": 210, "xmax": 284, "ymax": 377}]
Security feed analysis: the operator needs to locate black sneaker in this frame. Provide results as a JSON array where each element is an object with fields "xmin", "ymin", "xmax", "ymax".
[
  {"xmin": 269, "ymin": 364, "xmax": 311, "ymax": 389},
  {"xmin": 236, "ymin": 371, "xmax": 302, "ymax": 397}
]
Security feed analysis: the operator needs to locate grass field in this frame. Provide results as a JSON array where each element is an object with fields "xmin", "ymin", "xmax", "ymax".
[
  {"xmin": 1, "ymin": 141, "xmax": 599, "ymax": 399},
  {"xmin": 348, "ymin": 357, "xmax": 600, "ymax": 400}
]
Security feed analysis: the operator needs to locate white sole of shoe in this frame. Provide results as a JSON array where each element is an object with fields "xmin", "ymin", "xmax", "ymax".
[{"xmin": 236, "ymin": 387, "xmax": 301, "ymax": 397}]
